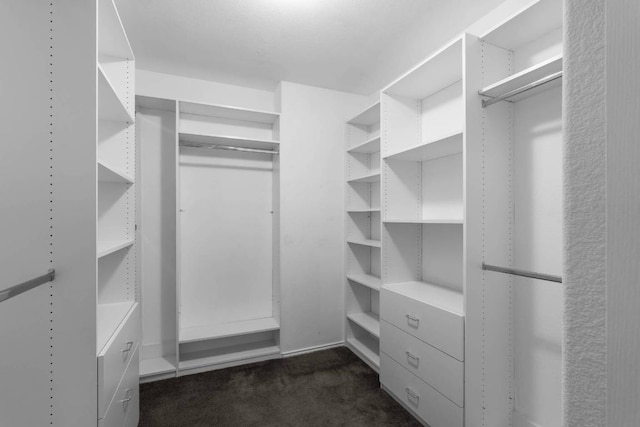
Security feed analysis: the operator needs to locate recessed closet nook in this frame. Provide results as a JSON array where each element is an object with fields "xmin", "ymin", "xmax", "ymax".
[{"xmin": 3, "ymin": 0, "xmax": 570, "ymax": 426}]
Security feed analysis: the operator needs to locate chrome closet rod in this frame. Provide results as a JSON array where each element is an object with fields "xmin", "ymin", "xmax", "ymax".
[
  {"xmin": 482, "ymin": 263, "xmax": 562, "ymax": 283},
  {"xmin": 180, "ymin": 141, "xmax": 279, "ymax": 155},
  {"xmin": 480, "ymin": 70, "xmax": 563, "ymax": 108},
  {"xmin": 0, "ymin": 269, "xmax": 56, "ymax": 303}
]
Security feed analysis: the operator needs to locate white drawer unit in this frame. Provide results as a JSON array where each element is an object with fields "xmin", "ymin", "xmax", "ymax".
[
  {"xmin": 99, "ymin": 345, "xmax": 140, "ymax": 427},
  {"xmin": 381, "ymin": 320, "xmax": 463, "ymax": 407},
  {"xmin": 381, "ymin": 353, "xmax": 463, "ymax": 427},
  {"xmin": 98, "ymin": 303, "xmax": 140, "ymax": 418},
  {"xmin": 381, "ymin": 282, "xmax": 464, "ymax": 361}
]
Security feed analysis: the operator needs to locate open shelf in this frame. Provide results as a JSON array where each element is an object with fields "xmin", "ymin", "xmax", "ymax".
[
  {"xmin": 479, "ymin": 54, "xmax": 563, "ymax": 103},
  {"xmin": 98, "ymin": 65, "xmax": 134, "ymax": 123},
  {"xmin": 97, "ymin": 238, "xmax": 134, "ymax": 259},
  {"xmin": 97, "ymin": 301, "xmax": 135, "ymax": 353},
  {"xmin": 384, "ymin": 132, "xmax": 463, "ymax": 162},
  {"xmin": 179, "ymin": 342, "xmax": 280, "ymax": 371},
  {"xmin": 480, "ymin": 0, "xmax": 562, "ymax": 50},
  {"xmin": 179, "ymin": 317, "xmax": 280, "ymax": 344},
  {"xmin": 347, "ymin": 274, "xmax": 382, "ymax": 291},
  {"xmin": 347, "ymin": 312, "xmax": 380, "ymax": 338},
  {"xmin": 346, "ymin": 336, "xmax": 380, "ymax": 369},
  {"xmin": 140, "ymin": 357, "xmax": 176, "ymax": 378},
  {"xmin": 348, "ymin": 171, "xmax": 381, "ymax": 184},
  {"xmin": 98, "ymin": 160, "xmax": 134, "ymax": 184},
  {"xmin": 98, "ymin": 0, "xmax": 134, "ymax": 60},
  {"xmin": 384, "ymin": 281, "xmax": 463, "ymax": 316},
  {"xmin": 179, "ymin": 100, "xmax": 279, "ymax": 124},
  {"xmin": 347, "ymin": 238, "xmax": 382, "ymax": 248},
  {"xmin": 384, "ymin": 219, "xmax": 463, "ymax": 225},
  {"xmin": 348, "ymin": 136, "xmax": 381, "ymax": 154},
  {"xmin": 179, "ymin": 132, "xmax": 279, "ymax": 151},
  {"xmin": 347, "ymin": 208, "xmax": 381, "ymax": 214},
  {"xmin": 348, "ymin": 102, "xmax": 381, "ymax": 126}
]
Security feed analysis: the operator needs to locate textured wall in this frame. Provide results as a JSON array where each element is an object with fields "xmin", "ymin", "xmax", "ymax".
[{"xmin": 563, "ymin": 0, "xmax": 607, "ymax": 425}]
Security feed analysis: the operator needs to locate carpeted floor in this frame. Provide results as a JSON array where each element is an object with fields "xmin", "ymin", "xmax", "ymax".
[{"xmin": 139, "ymin": 347, "xmax": 422, "ymax": 427}]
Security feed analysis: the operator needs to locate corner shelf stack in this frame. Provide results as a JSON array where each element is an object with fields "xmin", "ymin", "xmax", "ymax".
[
  {"xmin": 345, "ymin": 102, "xmax": 382, "ymax": 371},
  {"xmin": 96, "ymin": 0, "xmax": 139, "ymax": 426}
]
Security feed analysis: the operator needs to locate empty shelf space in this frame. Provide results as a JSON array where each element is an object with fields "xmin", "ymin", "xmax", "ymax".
[
  {"xmin": 97, "ymin": 301, "xmax": 135, "ymax": 353},
  {"xmin": 384, "ymin": 218, "xmax": 463, "ymax": 225},
  {"xmin": 346, "ymin": 336, "xmax": 380, "ymax": 370},
  {"xmin": 347, "ymin": 208, "xmax": 381, "ymax": 214},
  {"xmin": 179, "ymin": 100, "xmax": 279, "ymax": 124},
  {"xmin": 347, "ymin": 274, "xmax": 382, "ymax": 291},
  {"xmin": 348, "ymin": 312, "xmax": 380, "ymax": 338},
  {"xmin": 98, "ymin": 0, "xmax": 134, "ymax": 60},
  {"xmin": 479, "ymin": 55, "xmax": 563, "ymax": 101},
  {"xmin": 98, "ymin": 161, "xmax": 134, "ymax": 184},
  {"xmin": 384, "ymin": 132, "xmax": 463, "ymax": 162},
  {"xmin": 384, "ymin": 281, "xmax": 463, "ymax": 316},
  {"xmin": 97, "ymin": 238, "xmax": 134, "ymax": 259},
  {"xmin": 179, "ymin": 132, "xmax": 280, "ymax": 151},
  {"xmin": 347, "ymin": 238, "xmax": 381, "ymax": 248},
  {"xmin": 179, "ymin": 342, "xmax": 280, "ymax": 371},
  {"xmin": 348, "ymin": 136, "xmax": 381, "ymax": 154},
  {"xmin": 98, "ymin": 65, "xmax": 134, "ymax": 123},
  {"xmin": 348, "ymin": 171, "xmax": 381, "ymax": 183},
  {"xmin": 348, "ymin": 101, "xmax": 380, "ymax": 126},
  {"xmin": 179, "ymin": 317, "xmax": 280, "ymax": 344},
  {"xmin": 140, "ymin": 357, "xmax": 176, "ymax": 377}
]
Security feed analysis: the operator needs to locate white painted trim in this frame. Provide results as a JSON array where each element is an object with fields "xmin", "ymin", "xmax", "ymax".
[{"xmin": 281, "ymin": 342, "xmax": 345, "ymax": 358}]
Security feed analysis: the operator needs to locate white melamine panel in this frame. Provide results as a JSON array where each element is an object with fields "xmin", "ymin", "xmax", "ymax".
[
  {"xmin": 348, "ymin": 101, "xmax": 380, "ymax": 126},
  {"xmin": 420, "ymin": 81, "xmax": 464, "ymax": 144},
  {"xmin": 98, "ymin": 249, "xmax": 133, "ymax": 304},
  {"xmin": 511, "ymin": 27, "xmax": 562, "ymax": 73},
  {"xmin": 179, "ymin": 148, "xmax": 273, "ymax": 330},
  {"xmin": 179, "ymin": 101, "xmax": 279, "ymax": 124},
  {"xmin": 480, "ymin": 54, "xmax": 562, "ymax": 100},
  {"xmin": 422, "ymin": 153, "xmax": 463, "ymax": 221},
  {"xmin": 347, "ymin": 312, "xmax": 380, "ymax": 338},
  {"xmin": 100, "ymin": 120, "xmax": 131, "ymax": 174},
  {"xmin": 422, "ymin": 225, "xmax": 464, "ymax": 293},
  {"xmin": 98, "ymin": 0, "xmax": 134, "ymax": 60},
  {"xmin": 99, "ymin": 66, "xmax": 134, "ymax": 124},
  {"xmin": 347, "ymin": 274, "xmax": 382, "ymax": 291},
  {"xmin": 180, "ymin": 113, "xmax": 276, "ymax": 142},
  {"xmin": 385, "ymin": 132, "xmax": 463, "ymax": 163},
  {"xmin": 347, "ymin": 334, "xmax": 380, "ymax": 371},
  {"xmin": 384, "ymin": 160, "xmax": 421, "ymax": 220},
  {"xmin": 100, "ymin": 60, "xmax": 134, "ymax": 120},
  {"xmin": 348, "ymin": 136, "xmax": 381, "ymax": 154},
  {"xmin": 98, "ymin": 183, "xmax": 134, "ymax": 244},
  {"xmin": 180, "ymin": 317, "xmax": 279, "ymax": 344},
  {"xmin": 99, "ymin": 345, "xmax": 139, "ymax": 427},
  {"xmin": 383, "ymin": 223, "xmax": 421, "ymax": 284},
  {"xmin": 382, "ymin": 94, "xmax": 420, "ymax": 155},
  {"xmin": 179, "ymin": 133, "xmax": 279, "ymax": 151}
]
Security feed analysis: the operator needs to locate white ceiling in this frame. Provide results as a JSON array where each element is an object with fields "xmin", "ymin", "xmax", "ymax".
[{"xmin": 116, "ymin": 0, "xmax": 507, "ymax": 95}]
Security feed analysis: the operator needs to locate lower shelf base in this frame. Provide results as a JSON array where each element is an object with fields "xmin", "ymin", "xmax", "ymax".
[
  {"xmin": 179, "ymin": 342, "xmax": 281, "ymax": 376},
  {"xmin": 346, "ymin": 337, "xmax": 380, "ymax": 372}
]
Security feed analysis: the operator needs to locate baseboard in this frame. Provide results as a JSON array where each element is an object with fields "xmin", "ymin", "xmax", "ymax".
[{"xmin": 281, "ymin": 341, "xmax": 345, "ymax": 358}]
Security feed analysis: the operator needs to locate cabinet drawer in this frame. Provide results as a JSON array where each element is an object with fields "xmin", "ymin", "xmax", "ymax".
[
  {"xmin": 381, "ymin": 320, "xmax": 463, "ymax": 406},
  {"xmin": 381, "ymin": 287, "xmax": 463, "ymax": 360},
  {"xmin": 98, "ymin": 303, "xmax": 140, "ymax": 417},
  {"xmin": 381, "ymin": 353, "xmax": 463, "ymax": 427},
  {"xmin": 99, "ymin": 345, "xmax": 139, "ymax": 427}
]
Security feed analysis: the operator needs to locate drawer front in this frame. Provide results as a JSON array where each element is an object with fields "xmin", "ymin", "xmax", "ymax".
[
  {"xmin": 381, "ymin": 320, "xmax": 463, "ymax": 406},
  {"xmin": 100, "ymin": 345, "xmax": 140, "ymax": 427},
  {"xmin": 381, "ymin": 288, "xmax": 463, "ymax": 360},
  {"xmin": 381, "ymin": 353, "xmax": 463, "ymax": 427},
  {"xmin": 98, "ymin": 303, "xmax": 140, "ymax": 417}
]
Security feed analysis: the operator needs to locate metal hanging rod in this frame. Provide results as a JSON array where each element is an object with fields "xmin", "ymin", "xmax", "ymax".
[
  {"xmin": 0, "ymin": 269, "xmax": 56, "ymax": 303},
  {"xmin": 482, "ymin": 263, "xmax": 562, "ymax": 283},
  {"xmin": 180, "ymin": 141, "xmax": 279, "ymax": 155},
  {"xmin": 480, "ymin": 71, "xmax": 563, "ymax": 108}
]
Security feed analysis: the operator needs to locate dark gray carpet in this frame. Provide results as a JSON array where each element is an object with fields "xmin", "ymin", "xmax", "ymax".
[{"xmin": 139, "ymin": 347, "xmax": 422, "ymax": 426}]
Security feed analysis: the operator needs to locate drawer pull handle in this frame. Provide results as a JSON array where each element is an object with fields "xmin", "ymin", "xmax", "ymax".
[
  {"xmin": 120, "ymin": 388, "xmax": 134, "ymax": 404},
  {"xmin": 405, "ymin": 314, "xmax": 420, "ymax": 328},
  {"xmin": 405, "ymin": 388, "xmax": 420, "ymax": 404},
  {"xmin": 406, "ymin": 351, "xmax": 420, "ymax": 366},
  {"xmin": 121, "ymin": 341, "xmax": 134, "ymax": 354}
]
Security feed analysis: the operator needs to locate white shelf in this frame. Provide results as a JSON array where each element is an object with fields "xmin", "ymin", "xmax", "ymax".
[
  {"xmin": 347, "ymin": 312, "xmax": 380, "ymax": 338},
  {"xmin": 346, "ymin": 336, "xmax": 380, "ymax": 370},
  {"xmin": 384, "ymin": 38, "xmax": 462, "ymax": 99},
  {"xmin": 179, "ymin": 342, "xmax": 280, "ymax": 371},
  {"xmin": 347, "ymin": 274, "xmax": 382, "ymax": 291},
  {"xmin": 179, "ymin": 132, "xmax": 280, "ymax": 151},
  {"xmin": 136, "ymin": 95, "xmax": 176, "ymax": 112},
  {"xmin": 348, "ymin": 102, "xmax": 381, "ymax": 126},
  {"xmin": 347, "ymin": 238, "xmax": 382, "ymax": 248},
  {"xmin": 140, "ymin": 357, "xmax": 176, "ymax": 377},
  {"xmin": 348, "ymin": 136, "xmax": 381, "ymax": 154},
  {"xmin": 98, "ymin": 161, "xmax": 134, "ymax": 184},
  {"xmin": 384, "ymin": 132, "xmax": 463, "ymax": 162},
  {"xmin": 347, "ymin": 208, "xmax": 381, "ymax": 214},
  {"xmin": 480, "ymin": 0, "xmax": 562, "ymax": 50},
  {"xmin": 97, "ymin": 301, "xmax": 135, "ymax": 353},
  {"xmin": 347, "ymin": 171, "xmax": 381, "ymax": 184},
  {"xmin": 384, "ymin": 281, "xmax": 464, "ymax": 317},
  {"xmin": 179, "ymin": 317, "xmax": 280, "ymax": 344},
  {"xmin": 98, "ymin": 65, "xmax": 134, "ymax": 123},
  {"xmin": 479, "ymin": 54, "xmax": 563, "ymax": 102},
  {"xmin": 97, "ymin": 239, "xmax": 134, "ymax": 259},
  {"xmin": 98, "ymin": 0, "xmax": 134, "ymax": 60},
  {"xmin": 179, "ymin": 100, "xmax": 279, "ymax": 124},
  {"xmin": 384, "ymin": 219, "xmax": 463, "ymax": 225}
]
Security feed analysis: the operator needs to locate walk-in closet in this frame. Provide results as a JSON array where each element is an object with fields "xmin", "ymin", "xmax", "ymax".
[{"xmin": 2, "ymin": 0, "xmax": 639, "ymax": 426}]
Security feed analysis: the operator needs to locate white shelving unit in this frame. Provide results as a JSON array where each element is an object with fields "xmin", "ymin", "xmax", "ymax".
[{"xmin": 345, "ymin": 100, "xmax": 382, "ymax": 372}]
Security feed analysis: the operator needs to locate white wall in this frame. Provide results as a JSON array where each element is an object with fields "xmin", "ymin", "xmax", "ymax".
[{"xmin": 278, "ymin": 82, "xmax": 369, "ymax": 354}]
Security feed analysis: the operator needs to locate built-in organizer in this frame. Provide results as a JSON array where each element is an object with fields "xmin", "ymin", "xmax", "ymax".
[{"xmin": 135, "ymin": 95, "xmax": 282, "ymax": 381}]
